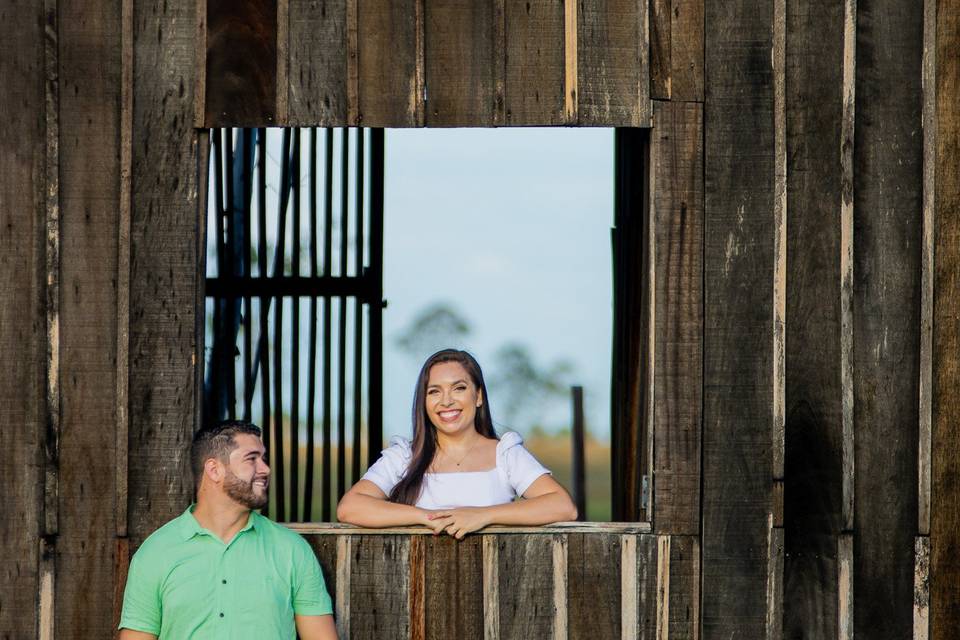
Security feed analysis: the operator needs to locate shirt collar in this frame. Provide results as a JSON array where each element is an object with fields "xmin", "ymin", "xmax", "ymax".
[{"xmin": 177, "ymin": 504, "xmax": 260, "ymax": 541}]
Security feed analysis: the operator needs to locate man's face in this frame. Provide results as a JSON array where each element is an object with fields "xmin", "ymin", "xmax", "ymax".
[{"xmin": 221, "ymin": 433, "xmax": 270, "ymax": 510}]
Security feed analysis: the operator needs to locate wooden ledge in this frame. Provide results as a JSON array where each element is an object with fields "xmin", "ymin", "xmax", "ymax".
[{"xmin": 283, "ymin": 521, "xmax": 652, "ymax": 535}]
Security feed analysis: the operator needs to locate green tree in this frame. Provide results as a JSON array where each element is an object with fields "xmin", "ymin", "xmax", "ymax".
[{"xmin": 394, "ymin": 302, "xmax": 472, "ymax": 361}]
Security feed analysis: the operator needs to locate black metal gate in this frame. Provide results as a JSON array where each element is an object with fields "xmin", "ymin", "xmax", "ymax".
[{"xmin": 203, "ymin": 127, "xmax": 384, "ymax": 522}]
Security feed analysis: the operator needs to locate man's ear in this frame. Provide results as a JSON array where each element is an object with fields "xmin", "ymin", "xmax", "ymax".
[{"xmin": 204, "ymin": 457, "xmax": 225, "ymax": 484}]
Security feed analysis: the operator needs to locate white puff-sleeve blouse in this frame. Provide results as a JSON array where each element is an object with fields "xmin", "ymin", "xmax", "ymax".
[{"xmin": 360, "ymin": 431, "xmax": 551, "ymax": 510}]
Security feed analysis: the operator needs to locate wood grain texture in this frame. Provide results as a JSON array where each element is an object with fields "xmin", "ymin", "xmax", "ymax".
[
  {"xmin": 852, "ymin": 1, "xmax": 923, "ymax": 638},
  {"xmin": 670, "ymin": 0, "xmax": 704, "ymax": 101},
  {"xmin": 931, "ymin": 1, "xmax": 960, "ymax": 637},
  {"xmin": 503, "ymin": 0, "xmax": 564, "ymax": 125},
  {"xmin": 424, "ymin": 0, "xmax": 494, "ymax": 126},
  {"xmin": 498, "ymin": 534, "xmax": 555, "ymax": 639},
  {"xmin": 0, "ymin": 1, "xmax": 45, "ymax": 636},
  {"xmin": 782, "ymin": 0, "xmax": 845, "ymax": 636},
  {"xmin": 350, "ymin": 536, "xmax": 410, "ymax": 640},
  {"xmin": 577, "ymin": 0, "xmax": 650, "ymax": 126},
  {"xmin": 649, "ymin": 0, "xmax": 670, "ymax": 99},
  {"xmin": 288, "ymin": 0, "xmax": 347, "ymax": 125},
  {"xmin": 650, "ymin": 100, "xmax": 702, "ymax": 536},
  {"xmin": 356, "ymin": 0, "xmax": 422, "ymax": 126},
  {"xmin": 668, "ymin": 536, "xmax": 699, "ymax": 639},
  {"xmin": 702, "ymin": 1, "xmax": 775, "ymax": 637},
  {"xmin": 637, "ymin": 535, "xmax": 659, "ymax": 639},
  {"xmin": 424, "ymin": 536, "xmax": 483, "ymax": 640},
  {"xmin": 205, "ymin": 0, "xmax": 278, "ymax": 125},
  {"xmin": 568, "ymin": 533, "xmax": 620, "ymax": 640},
  {"xmin": 483, "ymin": 535, "xmax": 500, "ymax": 640},
  {"xmin": 128, "ymin": 0, "xmax": 201, "ymax": 545},
  {"xmin": 915, "ymin": 536, "xmax": 930, "ymax": 640},
  {"xmin": 57, "ymin": 0, "xmax": 122, "ymax": 633}
]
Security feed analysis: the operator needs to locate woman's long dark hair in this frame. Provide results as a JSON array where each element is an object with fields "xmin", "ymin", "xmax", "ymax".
[{"xmin": 389, "ymin": 349, "xmax": 497, "ymax": 505}]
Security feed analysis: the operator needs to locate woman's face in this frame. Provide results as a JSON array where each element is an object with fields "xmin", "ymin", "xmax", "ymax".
[{"xmin": 424, "ymin": 361, "xmax": 483, "ymax": 437}]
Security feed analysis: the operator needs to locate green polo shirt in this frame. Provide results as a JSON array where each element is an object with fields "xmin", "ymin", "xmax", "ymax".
[{"xmin": 119, "ymin": 506, "xmax": 332, "ymax": 639}]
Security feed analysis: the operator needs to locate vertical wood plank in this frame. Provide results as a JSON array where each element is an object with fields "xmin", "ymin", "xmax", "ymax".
[
  {"xmin": 668, "ymin": 536, "xmax": 700, "ymax": 640},
  {"xmin": 651, "ymin": 100, "xmax": 703, "ymax": 536},
  {"xmin": 483, "ymin": 535, "xmax": 500, "ymax": 640},
  {"xmin": 129, "ymin": 0, "xmax": 202, "ymax": 545},
  {"xmin": 852, "ymin": 1, "xmax": 923, "ymax": 637},
  {"xmin": 424, "ymin": 536, "xmax": 483, "ymax": 640},
  {"xmin": 276, "ymin": 0, "xmax": 289, "ymax": 122},
  {"xmin": 931, "ymin": 1, "xmax": 960, "ymax": 637},
  {"xmin": 498, "ymin": 534, "xmax": 555, "ymax": 639},
  {"xmin": 563, "ymin": 0, "xmax": 577, "ymax": 123},
  {"xmin": 915, "ymin": 536, "xmax": 930, "ymax": 640},
  {"xmin": 357, "ymin": 0, "xmax": 423, "ymax": 126},
  {"xmin": 838, "ymin": 534, "xmax": 853, "ymax": 640},
  {"xmin": 649, "ymin": 0, "xmax": 671, "ymax": 99},
  {"xmin": 702, "ymin": 0, "xmax": 775, "ymax": 636},
  {"xmin": 205, "ymin": 0, "xmax": 278, "ymax": 125},
  {"xmin": 410, "ymin": 535, "xmax": 426, "ymax": 640},
  {"xmin": 0, "ymin": 0, "xmax": 45, "ymax": 635},
  {"xmin": 553, "ymin": 535, "xmax": 568, "ymax": 640},
  {"xmin": 621, "ymin": 535, "xmax": 638, "ymax": 640},
  {"xmin": 423, "ymin": 0, "xmax": 495, "ymax": 126},
  {"xmin": 351, "ymin": 536, "xmax": 410, "ymax": 640},
  {"xmin": 578, "ymin": 0, "xmax": 650, "ymax": 127},
  {"xmin": 503, "ymin": 0, "xmax": 564, "ymax": 125},
  {"xmin": 655, "ymin": 535, "xmax": 670, "ymax": 640},
  {"xmin": 637, "ymin": 534, "xmax": 659, "ymax": 640},
  {"xmin": 304, "ymin": 535, "xmax": 342, "ymax": 621},
  {"xmin": 568, "ymin": 534, "xmax": 619, "ymax": 640},
  {"xmin": 772, "ymin": 0, "xmax": 786, "ymax": 487},
  {"xmin": 288, "ymin": 0, "xmax": 347, "ymax": 125},
  {"xmin": 670, "ymin": 0, "xmax": 704, "ymax": 102},
  {"xmin": 337, "ymin": 536, "xmax": 352, "ymax": 640},
  {"xmin": 918, "ymin": 0, "xmax": 936, "ymax": 538},
  {"xmin": 57, "ymin": 0, "xmax": 123, "ymax": 632},
  {"xmin": 783, "ymin": 0, "xmax": 845, "ymax": 637},
  {"xmin": 765, "ymin": 526, "xmax": 784, "ymax": 640}
]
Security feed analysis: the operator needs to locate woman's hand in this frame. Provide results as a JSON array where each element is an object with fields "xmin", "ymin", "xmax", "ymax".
[{"xmin": 427, "ymin": 507, "xmax": 493, "ymax": 540}]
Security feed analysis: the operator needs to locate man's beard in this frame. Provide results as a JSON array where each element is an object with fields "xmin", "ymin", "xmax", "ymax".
[{"xmin": 223, "ymin": 469, "xmax": 269, "ymax": 510}]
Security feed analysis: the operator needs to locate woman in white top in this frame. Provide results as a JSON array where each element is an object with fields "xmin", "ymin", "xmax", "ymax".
[{"xmin": 336, "ymin": 349, "xmax": 578, "ymax": 538}]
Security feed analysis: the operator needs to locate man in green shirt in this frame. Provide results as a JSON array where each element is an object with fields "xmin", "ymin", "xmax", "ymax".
[{"xmin": 119, "ymin": 420, "xmax": 337, "ymax": 639}]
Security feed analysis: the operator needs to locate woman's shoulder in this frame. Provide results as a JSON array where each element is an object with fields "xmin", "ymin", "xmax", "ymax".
[
  {"xmin": 377, "ymin": 435, "xmax": 413, "ymax": 466},
  {"xmin": 495, "ymin": 430, "xmax": 525, "ymax": 452}
]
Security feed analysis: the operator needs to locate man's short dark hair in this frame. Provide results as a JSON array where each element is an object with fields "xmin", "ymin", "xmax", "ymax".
[{"xmin": 190, "ymin": 420, "xmax": 262, "ymax": 490}]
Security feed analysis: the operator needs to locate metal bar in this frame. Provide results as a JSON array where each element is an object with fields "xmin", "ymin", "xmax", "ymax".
[
  {"xmin": 337, "ymin": 129, "xmax": 349, "ymax": 502},
  {"xmin": 243, "ymin": 129, "xmax": 253, "ymax": 421},
  {"xmin": 571, "ymin": 385, "xmax": 586, "ymax": 521},
  {"xmin": 353, "ymin": 128, "xmax": 365, "ymax": 483},
  {"xmin": 256, "ymin": 128, "xmax": 272, "ymax": 517},
  {"xmin": 322, "ymin": 127, "xmax": 334, "ymax": 521},
  {"xmin": 367, "ymin": 128, "xmax": 384, "ymax": 464},
  {"xmin": 304, "ymin": 127, "xmax": 319, "ymax": 521},
  {"xmin": 224, "ymin": 129, "xmax": 237, "ymax": 419},
  {"xmin": 208, "ymin": 131, "xmax": 225, "ymax": 423},
  {"xmin": 273, "ymin": 129, "xmax": 292, "ymax": 522},
  {"xmin": 205, "ymin": 275, "xmax": 374, "ymax": 299},
  {"xmin": 290, "ymin": 129, "xmax": 302, "ymax": 522}
]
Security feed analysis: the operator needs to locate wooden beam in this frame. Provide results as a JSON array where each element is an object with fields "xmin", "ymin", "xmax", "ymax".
[
  {"xmin": 424, "ymin": 536, "xmax": 483, "ymax": 640},
  {"xmin": 702, "ymin": 0, "xmax": 775, "ymax": 635},
  {"xmin": 852, "ymin": 1, "xmax": 923, "ymax": 637},
  {"xmin": 129, "ymin": 0, "xmax": 203, "ymax": 545},
  {"xmin": 568, "ymin": 534, "xmax": 619, "ymax": 640},
  {"xmin": 578, "ymin": 0, "xmax": 651, "ymax": 125},
  {"xmin": 503, "ymin": 0, "xmax": 565, "ymax": 125},
  {"xmin": 931, "ymin": 0, "xmax": 960, "ymax": 636},
  {"xmin": 350, "ymin": 536, "xmax": 410, "ymax": 639},
  {"xmin": 288, "ymin": 0, "xmax": 348, "ymax": 125},
  {"xmin": 782, "ymin": 0, "xmax": 846, "ymax": 636},
  {"xmin": 650, "ymin": 100, "xmax": 703, "ymax": 536},
  {"xmin": 356, "ymin": 0, "xmax": 423, "ymax": 126},
  {"xmin": 423, "ymin": 0, "xmax": 495, "ymax": 126}
]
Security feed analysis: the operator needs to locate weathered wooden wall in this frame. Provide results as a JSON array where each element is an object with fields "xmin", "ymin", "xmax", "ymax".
[
  {"xmin": 1, "ymin": 0, "xmax": 959, "ymax": 638},
  {"xmin": 291, "ymin": 524, "xmax": 699, "ymax": 640},
  {"xmin": 206, "ymin": 0, "xmax": 652, "ymax": 127}
]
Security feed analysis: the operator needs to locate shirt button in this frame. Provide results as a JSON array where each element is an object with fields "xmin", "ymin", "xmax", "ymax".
[
  {"xmin": 222, "ymin": 579, "xmax": 227, "ymax": 584},
  {"xmin": 219, "ymin": 613, "xmax": 224, "ymax": 618}
]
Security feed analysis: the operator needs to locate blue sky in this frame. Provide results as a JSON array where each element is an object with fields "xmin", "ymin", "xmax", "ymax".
[{"xmin": 382, "ymin": 128, "xmax": 614, "ymax": 440}]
